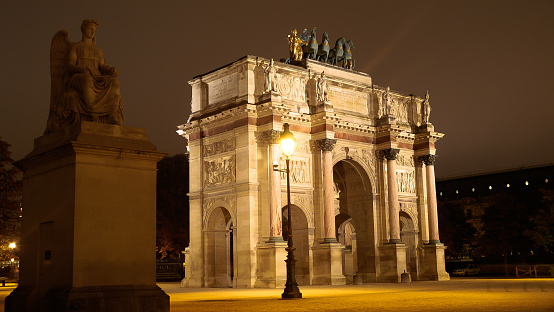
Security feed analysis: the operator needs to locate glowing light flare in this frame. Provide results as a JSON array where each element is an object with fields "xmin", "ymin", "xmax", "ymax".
[
  {"xmin": 9, "ymin": 243, "xmax": 16, "ymax": 249},
  {"xmin": 280, "ymin": 123, "xmax": 295, "ymax": 157}
]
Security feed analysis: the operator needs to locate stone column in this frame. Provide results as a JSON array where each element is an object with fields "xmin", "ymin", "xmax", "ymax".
[
  {"xmin": 256, "ymin": 130, "xmax": 283, "ymax": 240},
  {"xmin": 317, "ymin": 139, "xmax": 338, "ymax": 242},
  {"xmin": 267, "ymin": 131, "xmax": 283, "ymax": 239},
  {"xmin": 254, "ymin": 130, "xmax": 286, "ymax": 288},
  {"xmin": 420, "ymin": 155, "xmax": 440, "ymax": 243},
  {"xmin": 383, "ymin": 148, "xmax": 401, "ymax": 243}
]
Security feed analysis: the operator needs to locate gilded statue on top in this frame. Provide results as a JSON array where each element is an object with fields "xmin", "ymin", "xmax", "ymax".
[
  {"xmin": 287, "ymin": 29, "xmax": 307, "ymax": 62},
  {"xmin": 45, "ymin": 19, "xmax": 124, "ymax": 133}
]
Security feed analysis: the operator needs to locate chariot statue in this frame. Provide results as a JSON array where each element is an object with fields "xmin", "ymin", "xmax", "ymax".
[{"xmin": 45, "ymin": 19, "xmax": 124, "ymax": 133}]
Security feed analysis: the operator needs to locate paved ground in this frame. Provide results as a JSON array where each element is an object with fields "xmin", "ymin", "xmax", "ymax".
[{"xmin": 1, "ymin": 278, "xmax": 553, "ymax": 311}]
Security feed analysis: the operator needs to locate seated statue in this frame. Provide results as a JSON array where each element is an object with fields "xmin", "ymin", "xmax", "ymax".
[{"xmin": 45, "ymin": 19, "xmax": 124, "ymax": 133}]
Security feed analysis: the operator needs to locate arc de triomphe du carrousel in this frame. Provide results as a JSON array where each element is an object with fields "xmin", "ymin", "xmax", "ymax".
[{"xmin": 177, "ymin": 29, "xmax": 449, "ymax": 288}]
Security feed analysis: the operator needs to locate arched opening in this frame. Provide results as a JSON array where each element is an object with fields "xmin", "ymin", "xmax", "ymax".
[
  {"xmin": 337, "ymin": 215, "xmax": 357, "ymax": 282},
  {"xmin": 400, "ymin": 211, "xmax": 418, "ymax": 276},
  {"xmin": 205, "ymin": 207, "xmax": 234, "ymax": 287},
  {"xmin": 282, "ymin": 205, "xmax": 309, "ymax": 285},
  {"xmin": 333, "ymin": 160, "xmax": 375, "ymax": 283}
]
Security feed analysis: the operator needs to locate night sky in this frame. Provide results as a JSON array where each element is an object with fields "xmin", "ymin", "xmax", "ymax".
[{"xmin": 1, "ymin": 0, "xmax": 553, "ymax": 178}]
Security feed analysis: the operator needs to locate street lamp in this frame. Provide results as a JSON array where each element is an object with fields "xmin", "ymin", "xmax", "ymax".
[{"xmin": 274, "ymin": 123, "xmax": 302, "ymax": 299}]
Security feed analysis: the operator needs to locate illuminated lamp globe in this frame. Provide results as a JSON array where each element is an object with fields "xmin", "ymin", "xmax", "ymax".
[
  {"xmin": 280, "ymin": 123, "xmax": 296, "ymax": 157},
  {"xmin": 9, "ymin": 243, "xmax": 16, "ymax": 249}
]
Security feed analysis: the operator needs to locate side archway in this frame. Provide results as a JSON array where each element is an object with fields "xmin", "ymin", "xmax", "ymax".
[
  {"xmin": 282, "ymin": 204, "xmax": 310, "ymax": 285},
  {"xmin": 205, "ymin": 207, "xmax": 235, "ymax": 287}
]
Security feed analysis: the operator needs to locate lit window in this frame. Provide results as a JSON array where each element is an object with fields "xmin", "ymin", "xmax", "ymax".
[
  {"xmin": 545, "ymin": 179, "xmax": 549, "ymax": 183},
  {"xmin": 456, "ymin": 190, "xmax": 459, "ymax": 194},
  {"xmin": 507, "ymin": 184, "xmax": 510, "ymax": 188},
  {"xmin": 489, "ymin": 186, "xmax": 492, "ymax": 190},
  {"xmin": 472, "ymin": 188, "xmax": 475, "ymax": 192},
  {"xmin": 525, "ymin": 181, "xmax": 529, "ymax": 186}
]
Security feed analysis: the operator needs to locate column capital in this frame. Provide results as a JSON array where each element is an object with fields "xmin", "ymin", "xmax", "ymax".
[
  {"xmin": 255, "ymin": 129, "xmax": 282, "ymax": 145},
  {"xmin": 419, "ymin": 154, "xmax": 437, "ymax": 166},
  {"xmin": 313, "ymin": 138, "xmax": 337, "ymax": 152},
  {"xmin": 381, "ymin": 148, "xmax": 400, "ymax": 160}
]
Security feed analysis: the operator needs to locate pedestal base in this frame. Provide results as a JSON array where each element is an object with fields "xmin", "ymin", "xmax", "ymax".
[
  {"xmin": 312, "ymin": 242, "xmax": 346, "ymax": 285},
  {"xmin": 259, "ymin": 91, "xmax": 282, "ymax": 103},
  {"xmin": 5, "ymin": 285, "xmax": 169, "ymax": 312},
  {"xmin": 418, "ymin": 123, "xmax": 435, "ymax": 133},
  {"xmin": 378, "ymin": 243, "xmax": 407, "ymax": 283},
  {"xmin": 255, "ymin": 239, "xmax": 287, "ymax": 288},
  {"xmin": 315, "ymin": 101, "xmax": 333, "ymax": 113},
  {"xmin": 419, "ymin": 243, "xmax": 450, "ymax": 281}
]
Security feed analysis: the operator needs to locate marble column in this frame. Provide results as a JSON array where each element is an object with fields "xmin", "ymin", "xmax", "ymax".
[
  {"xmin": 317, "ymin": 139, "xmax": 338, "ymax": 242},
  {"xmin": 383, "ymin": 148, "xmax": 401, "ymax": 243},
  {"xmin": 420, "ymin": 155, "xmax": 440, "ymax": 244},
  {"xmin": 257, "ymin": 130, "xmax": 283, "ymax": 240}
]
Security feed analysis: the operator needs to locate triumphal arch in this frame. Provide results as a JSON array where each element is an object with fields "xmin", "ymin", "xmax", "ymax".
[{"xmin": 178, "ymin": 33, "xmax": 449, "ymax": 287}]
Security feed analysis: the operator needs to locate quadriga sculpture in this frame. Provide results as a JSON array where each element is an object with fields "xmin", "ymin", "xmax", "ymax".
[
  {"xmin": 343, "ymin": 40, "xmax": 355, "ymax": 69},
  {"xmin": 316, "ymin": 32, "xmax": 330, "ymax": 63},
  {"xmin": 302, "ymin": 28, "xmax": 318, "ymax": 60},
  {"xmin": 328, "ymin": 37, "xmax": 346, "ymax": 66},
  {"xmin": 46, "ymin": 19, "xmax": 124, "ymax": 133}
]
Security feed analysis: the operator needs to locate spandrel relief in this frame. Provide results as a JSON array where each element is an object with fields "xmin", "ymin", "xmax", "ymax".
[{"xmin": 204, "ymin": 155, "xmax": 236, "ymax": 187}]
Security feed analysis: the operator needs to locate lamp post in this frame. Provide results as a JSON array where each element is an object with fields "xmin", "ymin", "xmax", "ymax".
[{"xmin": 274, "ymin": 123, "xmax": 302, "ymax": 299}]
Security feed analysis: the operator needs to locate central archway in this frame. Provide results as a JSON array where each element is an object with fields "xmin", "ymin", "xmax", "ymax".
[{"xmin": 333, "ymin": 160, "xmax": 375, "ymax": 283}]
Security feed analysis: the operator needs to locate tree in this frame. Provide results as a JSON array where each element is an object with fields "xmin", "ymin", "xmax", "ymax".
[
  {"xmin": 0, "ymin": 137, "xmax": 21, "ymax": 261},
  {"xmin": 477, "ymin": 188, "xmax": 543, "ymax": 258},
  {"xmin": 156, "ymin": 154, "xmax": 189, "ymax": 259},
  {"xmin": 524, "ymin": 188, "xmax": 554, "ymax": 254},
  {"xmin": 438, "ymin": 201, "xmax": 476, "ymax": 258}
]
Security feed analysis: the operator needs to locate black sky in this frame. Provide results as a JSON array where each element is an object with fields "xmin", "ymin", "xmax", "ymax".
[{"xmin": 1, "ymin": 0, "xmax": 553, "ymax": 178}]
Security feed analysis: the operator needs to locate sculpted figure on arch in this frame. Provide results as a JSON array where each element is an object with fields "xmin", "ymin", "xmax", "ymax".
[{"xmin": 46, "ymin": 19, "xmax": 124, "ymax": 133}]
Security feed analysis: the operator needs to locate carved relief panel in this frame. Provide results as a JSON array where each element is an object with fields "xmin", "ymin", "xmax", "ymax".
[
  {"xmin": 275, "ymin": 74, "xmax": 306, "ymax": 103},
  {"xmin": 204, "ymin": 155, "xmax": 236, "ymax": 187},
  {"xmin": 396, "ymin": 170, "xmax": 416, "ymax": 194},
  {"xmin": 279, "ymin": 157, "xmax": 311, "ymax": 184},
  {"xmin": 203, "ymin": 138, "xmax": 236, "ymax": 188}
]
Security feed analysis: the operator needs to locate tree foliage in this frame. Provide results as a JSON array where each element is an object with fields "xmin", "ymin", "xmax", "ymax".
[
  {"xmin": 156, "ymin": 154, "xmax": 189, "ymax": 259},
  {"xmin": 438, "ymin": 201, "xmax": 476, "ymax": 258},
  {"xmin": 477, "ymin": 188, "xmax": 544, "ymax": 257},
  {"xmin": 0, "ymin": 137, "xmax": 21, "ymax": 261},
  {"xmin": 524, "ymin": 189, "xmax": 554, "ymax": 253}
]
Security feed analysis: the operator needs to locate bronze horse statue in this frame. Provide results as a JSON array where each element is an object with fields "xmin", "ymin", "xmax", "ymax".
[
  {"xmin": 302, "ymin": 28, "xmax": 318, "ymax": 60},
  {"xmin": 343, "ymin": 39, "xmax": 355, "ymax": 69},
  {"xmin": 328, "ymin": 37, "xmax": 346, "ymax": 66},
  {"xmin": 316, "ymin": 32, "xmax": 330, "ymax": 63}
]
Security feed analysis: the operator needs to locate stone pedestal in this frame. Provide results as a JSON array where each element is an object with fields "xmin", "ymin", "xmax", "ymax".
[
  {"xmin": 378, "ymin": 243, "xmax": 407, "ymax": 283},
  {"xmin": 312, "ymin": 242, "xmax": 346, "ymax": 285},
  {"xmin": 5, "ymin": 122, "xmax": 169, "ymax": 312},
  {"xmin": 255, "ymin": 240, "xmax": 287, "ymax": 288},
  {"xmin": 419, "ymin": 243, "xmax": 450, "ymax": 281}
]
